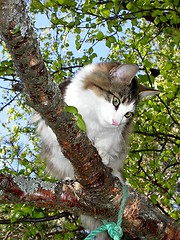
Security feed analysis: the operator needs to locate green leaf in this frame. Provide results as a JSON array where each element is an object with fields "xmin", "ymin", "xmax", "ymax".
[
  {"xmin": 152, "ymin": 10, "xmax": 162, "ymax": 17},
  {"xmin": 58, "ymin": 0, "xmax": 65, "ymax": 4},
  {"xmin": 160, "ymin": 15, "xmax": 167, "ymax": 22},
  {"xmin": 11, "ymin": 25, "xmax": 20, "ymax": 34},
  {"xmin": 126, "ymin": 2, "xmax": 132, "ymax": 10},
  {"xmin": 21, "ymin": 206, "xmax": 33, "ymax": 215},
  {"xmin": 106, "ymin": 39, "xmax": 111, "ymax": 48},
  {"xmin": 108, "ymin": 36, "xmax": 116, "ymax": 43},
  {"xmin": 96, "ymin": 31, "xmax": 104, "ymax": 40},
  {"xmin": 90, "ymin": 53, "xmax": 97, "ymax": 60},
  {"xmin": 65, "ymin": 106, "xmax": 78, "ymax": 114},
  {"xmin": 65, "ymin": 106, "xmax": 86, "ymax": 131},
  {"xmin": 164, "ymin": 62, "xmax": 172, "ymax": 70},
  {"xmin": 64, "ymin": 232, "xmax": 74, "ymax": 240},
  {"xmin": 32, "ymin": 211, "xmax": 44, "ymax": 218},
  {"xmin": 150, "ymin": 194, "xmax": 158, "ymax": 204},
  {"xmin": 76, "ymin": 116, "xmax": 86, "ymax": 132},
  {"xmin": 68, "ymin": 22, "xmax": 75, "ymax": 28},
  {"xmin": 51, "ymin": 13, "xmax": 59, "ymax": 25},
  {"xmin": 100, "ymin": 9, "xmax": 110, "ymax": 18},
  {"xmin": 31, "ymin": 0, "xmax": 45, "ymax": 11},
  {"xmin": 75, "ymin": 38, "xmax": 81, "ymax": 50}
]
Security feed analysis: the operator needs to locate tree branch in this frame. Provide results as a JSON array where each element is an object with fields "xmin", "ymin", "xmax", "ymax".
[
  {"xmin": 0, "ymin": 211, "xmax": 72, "ymax": 224},
  {"xmin": 0, "ymin": 173, "xmax": 180, "ymax": 239},
  {"xmin": 0, "ymin": 92, "xmax": 20, "ymax": 111}
]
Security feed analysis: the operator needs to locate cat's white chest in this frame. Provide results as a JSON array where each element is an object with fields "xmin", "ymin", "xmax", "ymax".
[{"xmin": 86, "ymin": 120, "xmax": 123, "ymax": 166}]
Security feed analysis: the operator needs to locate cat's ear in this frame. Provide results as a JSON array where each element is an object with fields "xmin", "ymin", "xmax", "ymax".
[
  {"xmin": 138, "ymin": 84, "xmax": 160, "ymax": 99},
  {"xmin": 111, "ymin": 64, "xmax": 139, "ymax": 83}
]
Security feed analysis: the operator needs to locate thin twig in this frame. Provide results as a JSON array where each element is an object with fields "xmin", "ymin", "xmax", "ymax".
[
  {"xmin": 0, "ymin": 93, "xmax": 20, "ymax": 112},
  {"xmin": 0, "ymin": 212, "xmax": 72, "ymax": 225}
]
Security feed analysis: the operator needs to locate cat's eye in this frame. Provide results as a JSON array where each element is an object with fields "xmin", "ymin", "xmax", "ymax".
[
  {"xmin": 124, "ymin": 112, "xmax": 133, "ymax": 118},
  {"xmin": 112, "ymin": 96, "xmax": 120, "ymax": 108}
]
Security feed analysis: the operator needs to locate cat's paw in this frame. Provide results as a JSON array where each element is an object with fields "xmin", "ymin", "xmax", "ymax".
[
  {"xmin": 62, "ymin": 177, "xmax": 75, "ymax": 185},
  {"xmin": 102, "ymin": 155, "xmax": 110, "ymax": 165},
  {"xmin": 97, "ymin": 149, "xmax": 110, "ymax": 165}
]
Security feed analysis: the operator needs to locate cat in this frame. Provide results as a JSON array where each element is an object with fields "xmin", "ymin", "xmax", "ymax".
[{"xmin": 34, "ymin": 62, "xmax": 159, "ymax": 239}]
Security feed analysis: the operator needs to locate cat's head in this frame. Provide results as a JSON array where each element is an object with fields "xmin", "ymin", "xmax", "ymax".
[{"xmin": 81, "ymin": 62, "xmax": 159, "ymax": 128}]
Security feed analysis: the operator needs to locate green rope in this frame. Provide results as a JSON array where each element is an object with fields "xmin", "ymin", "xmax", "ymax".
[{"xmin": 85, "ymin": 185, "xmax": 128, "ymax": 240}]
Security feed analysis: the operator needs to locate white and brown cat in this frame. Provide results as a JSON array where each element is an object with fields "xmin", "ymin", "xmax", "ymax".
[{"xmin": 34, "ymin": 62, "xmax": 159, "ymax": 239}]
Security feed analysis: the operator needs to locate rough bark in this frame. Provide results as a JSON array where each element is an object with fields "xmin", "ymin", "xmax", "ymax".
[{"xmin": 0, "ymin": 1, "xmax": 180, "ymax": 239}]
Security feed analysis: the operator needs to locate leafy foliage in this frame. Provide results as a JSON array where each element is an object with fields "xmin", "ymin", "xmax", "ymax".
[{"xmin": 0, "ymin": 0, "xmax": 179, "ymax": 238}]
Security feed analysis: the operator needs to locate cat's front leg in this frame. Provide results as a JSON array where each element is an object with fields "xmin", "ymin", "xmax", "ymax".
[
  {"xmin": 90, "ymin": 137, "xmax": 111, "ymax": 165},
  {"xmin": 97, "ymin": 148, "xmax": 110, "ymax": 165}
]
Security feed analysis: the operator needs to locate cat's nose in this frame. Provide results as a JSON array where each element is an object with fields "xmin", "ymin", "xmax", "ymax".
[{"xmin": 112, "ymin": 119, "xmax": 119, "ymax": 126}]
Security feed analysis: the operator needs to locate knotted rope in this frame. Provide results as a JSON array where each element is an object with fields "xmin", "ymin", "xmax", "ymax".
[{"xmin": 85, "ymin": 185, "xmax": 128, "ymax": 240}]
